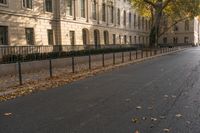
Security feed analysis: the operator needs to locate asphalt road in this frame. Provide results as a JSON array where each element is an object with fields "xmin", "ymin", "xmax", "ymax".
[{"xmin": 1, "ymin": 47, "xmax": 200, "ymax": 133}]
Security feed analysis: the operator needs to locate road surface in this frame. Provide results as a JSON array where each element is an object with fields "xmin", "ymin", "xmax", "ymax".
[{"xmin": 1, "ymin": 47, "xmax": 200, "ymax": 133}]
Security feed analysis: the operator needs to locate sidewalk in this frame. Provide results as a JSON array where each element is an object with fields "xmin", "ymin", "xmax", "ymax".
[{"xmin": 0, "ymin": 47, "xmax": 186, "ymax": 101}]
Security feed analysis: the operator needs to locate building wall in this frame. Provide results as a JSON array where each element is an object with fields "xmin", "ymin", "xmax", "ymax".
[
  {"xmin": 159, "ymin": 18, "xmax": 200, "ymax": 45},
  {"xmin": 0, "ymin": 0, "xmax": 199, "ymax": 47},
  {"xmin": 0, "ymin": 0, "xmax": 150, "ymax": 46}
]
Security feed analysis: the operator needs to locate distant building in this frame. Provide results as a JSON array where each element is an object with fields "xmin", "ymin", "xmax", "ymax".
[{"xmin": 159, "ymin": 17, "xmax": 200, "ymax": 46}]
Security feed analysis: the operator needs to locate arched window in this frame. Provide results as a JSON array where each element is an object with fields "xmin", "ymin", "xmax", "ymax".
[
  {"xmin": 82, "ymin": 28, "xmax": 90, "ymax": 45},
  {"xmin": 94, "ymin": 29, "xmax": 100, "ymax": 47}
]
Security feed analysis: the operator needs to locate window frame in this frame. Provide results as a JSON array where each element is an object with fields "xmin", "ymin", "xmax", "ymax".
[
  {"xmin": 25, "ymin": 28, "xmax": 35, "ymax": 45},
  {"xmin": 47, "ymin": 29, "xmax": 54, "ymax": 45},
  {"xmin": 0, "ymin": 26, "xmax": 8, "ymax": 45},
  {"xmin": 92, "ymin": 0, "xmax": 97, "ymax": 20},
  {"xmin": 45, "ymin": 0, "xmax": 53, "ymax": 13},
  {"xmin": 0, "ymin": 0, "xmax": 8, "ymax": 7},
  {"xmin": 80, "ymin": 0, "xmax": 86, "ymax": 18},
  {"xmin": 22, "ymin": 0, "xmax": 33, "ymax": 9}
]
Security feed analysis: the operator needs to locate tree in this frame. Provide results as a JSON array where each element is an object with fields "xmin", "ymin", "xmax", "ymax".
[{"xmin": 130, "ymin": 0, "xmax": 200, "ymax": 47}]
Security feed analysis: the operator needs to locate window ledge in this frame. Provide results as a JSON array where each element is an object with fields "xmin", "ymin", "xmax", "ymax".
[{"xmin": 0, "ymin": 3, "xmax": 8, "ymax": 8}]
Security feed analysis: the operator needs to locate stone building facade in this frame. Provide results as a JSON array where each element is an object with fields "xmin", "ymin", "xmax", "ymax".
[
  {"xmin": 0, "ymin": 0, "xmax": 150, "ymax": 47},
  {"xmin": 159, "ymin": 17, "xmax": 200, "ymax": 45},
  {"xmin": 0, "ymin": 0, "xmax": 199, "ymax": 47}
]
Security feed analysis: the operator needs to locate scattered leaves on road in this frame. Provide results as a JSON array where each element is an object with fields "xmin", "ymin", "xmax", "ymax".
[{"xmin": 4, "ymin": 112, "xmax": 12, "ymax": 116}]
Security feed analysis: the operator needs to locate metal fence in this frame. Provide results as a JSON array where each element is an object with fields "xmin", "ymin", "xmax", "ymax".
[
  {"xmin": 0, "ymin": 43, "xmax": 192, "ymax": 64},
  {"xmin": 0, "ymin": 45, "xmax": 190, "ymax": 87}
]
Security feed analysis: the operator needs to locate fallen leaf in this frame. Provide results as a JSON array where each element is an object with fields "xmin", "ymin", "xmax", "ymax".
[
  {"xmin": 151, "ymin": 117, "xmax": 157, "ymax": 121},
  {"xmin": 148, "ymin": 106, "xmax": 153, "ymax": 110},
  {"xmin": 4, "ymin": 112, "xmax": 12, "ymax": 116},
  {"xmin": 131, "ymin": 118, "xmax": 139, "ymax": 123},
  {"xmin": 176, "ymin": 114, "xmax": 182, "ymax": 118},
  {"xmin": 171, "ymin": 95, "xmax": 176, "ymax": 98},
  {"xmin": 186, "ymin": 121, "xmax": 191, "ymax": 124},
  {"xmin": 163, "ymin": 128, "xmax": 170, "ymax": 132},
  {"xmin": 164, "ymin": 95, "xmax": 169, "ymax": 98},
  {"xmin": 159, "ymin": 116, "xmax": 166, "ymax": 119},
  {"xmin": 150, "ymin": 124, "xmax": 154, "ymax": 128},
  {"xmin": 136, "ymin": 106, "xmax": 142, "ymax": 109},
  {"xmin": 142, "ymin": 117, "xmax": 147, "ymax": 120},
  {"xmin": 135, "ymin": 130, "xmax": 140, "ymax": 133},
  {"xmin": 125, "ymin": 98, "xmax": 131, "ymax": 102}
]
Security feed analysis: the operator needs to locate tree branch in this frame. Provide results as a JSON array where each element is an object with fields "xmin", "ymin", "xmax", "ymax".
[
  {"xmin": 162, "ymin": 0, "xmax": 173, "ymax": 10},
  {"xmin": 143, "ymin": 0, "xmax": 156, "ymax": 8}
]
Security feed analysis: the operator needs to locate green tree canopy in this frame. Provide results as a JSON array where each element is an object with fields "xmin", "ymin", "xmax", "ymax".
[{"xmin": 130, "ymin": 0, "xmax": 200, "ymax": 47}]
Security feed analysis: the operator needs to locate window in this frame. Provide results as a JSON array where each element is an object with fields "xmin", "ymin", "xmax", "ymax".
[
  {"xmin": 25, "ymin": 28, "xmax": 34, "ymax": 45},
  {"xmin": 142, "ymin": 17, "xmax": 144, "ymax": 29},
  {"xmin": 185, "ymin": 20, "xmax": 189, "ymax": 31},
  {"xmin": 129, "ymin": 36, "xmax": 132, "ymax": 44},
  {"xmin": 134, "ymin": 36, "xmax": 136, "ymax": 44},
  {"xmin": 23, "ymin": 0, "xmax": 32, "ymax": 9},
  {"xmin": 124, "ymin": 35, "xmax": 127, "ymax": 44},
  {"xmin": 69, "ymin": 31, "xmax": 75, "ymax": 45},
  {"xmin": 173, "ymin": 37, "xmax": 178, "ymax": 44},
  {"xmin": 66, "ymin": 0, "xmax": 73, "ymax": 15},
  {"xmin": 123, "ymin": 11, "xmax": 126, "ymax": 26},
  {"xmin": 163, "ymin": 37, "xmax": 167, "ymax": 44},
  {"xmin": 173, "ymin": 25, "xmax": 178, "ymax": 31},
  {"xmin": 145, "ymin": 19, "xmax": 148, "ymax": 30},
  {"xmin": 45, "ymin": 0, "xmax": 52, "ymax": 12},
  {"xmin": 92, "ymin": 0, "xmax": 97, "ymax": 20},
  {"xmin": 102, "ymin": 3, "xmax": 106, "ymax": 22},
  {"xmin": 134, "ymin": 14, "xmax": 136, "ymax": 28},
  {"xmin": 184, "ymin": 37, "xmax": 189, "ymax": 43},
  {"xmin": 149, "ymin": 20, "xmax": 151, "ymax": 29},
  {"xmin": 104, "ymin": 31, "xmax": 109, "ymax": 45},
  {"xmin": 119, "ymin": 35, "xmax": 121, "ymax": 44},
  {"xmin": 0, "ymin": 26, "xmax": 8, "ymax": 45},
  {"xmin": 138, "ymin": 36, "xmax": 141, "ymax": 43},
  {"xmin": 138, "ymin": 16, "xmax": 141, "ymax": 29},
  {"xmin": 47, "ymin": 29, "xmax": 54, "ymax": 45},
  {"xmin": 129, "ymin": 13, "xmax": 131, "ymax": 28},
  {"xmin": 117, "ymin": 8, "xmax": 120, "ymax": 25},
  {"xmin": 113, "ymin": 34, "xmax": 116, "ymax": 44},
  {"xmin": 0, "ymin": 0, "xmax": 7, "ymax": 5},
  {"xmin": 80, "ymin": 0, "xmax": 85, "ymax": 18},
  {"xmin": 110, "ymin": 6, "xmax": 114, "ymax": 23}
]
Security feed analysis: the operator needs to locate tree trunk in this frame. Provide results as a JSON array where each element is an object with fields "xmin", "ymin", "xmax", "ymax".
[{"xmin": 149, "ymin": 8, "xmax": 162, "ymax": 47}]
